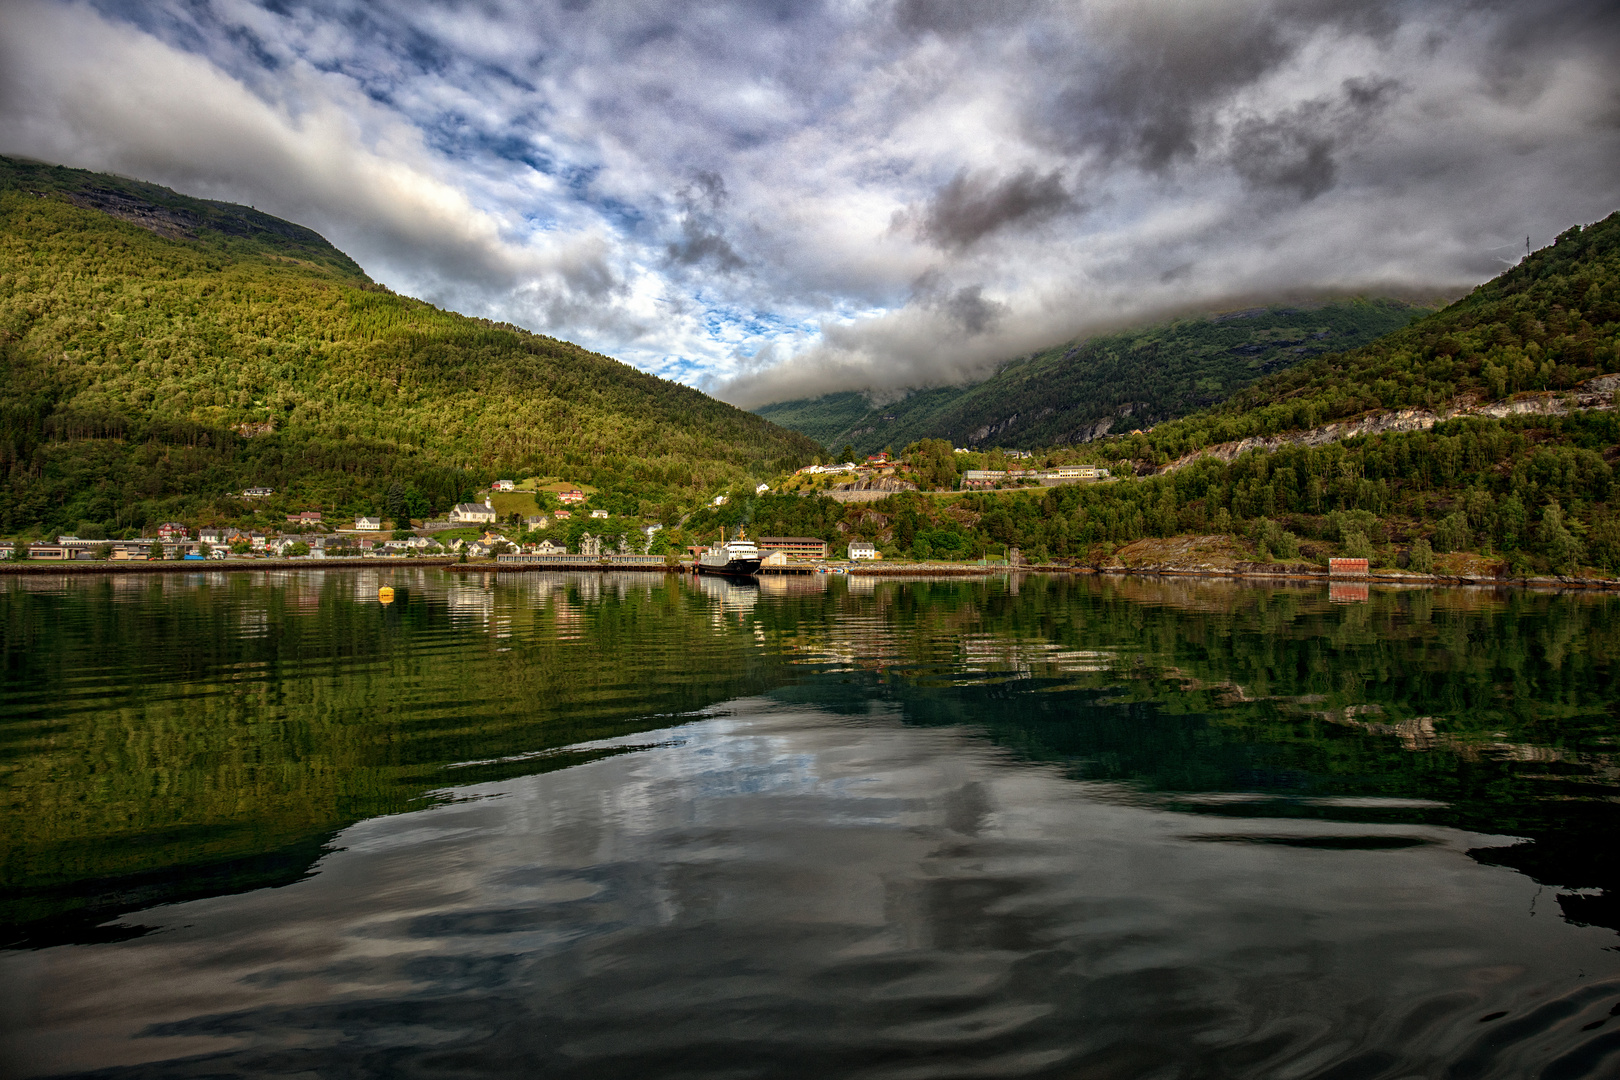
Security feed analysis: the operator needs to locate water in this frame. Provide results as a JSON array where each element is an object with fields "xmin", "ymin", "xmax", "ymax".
[{"xmin": 2, "ymin": 570, "xmax": 1618, "ymax": 1078}]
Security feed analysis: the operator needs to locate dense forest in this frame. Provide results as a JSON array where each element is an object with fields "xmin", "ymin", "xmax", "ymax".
[
  {"xmin": 0, "ymin": 157, "xmax": 819, "ymax": 538},
  {"xmin": 756, "ymin": 298, "xmax": 1423, "ymax": 453}
]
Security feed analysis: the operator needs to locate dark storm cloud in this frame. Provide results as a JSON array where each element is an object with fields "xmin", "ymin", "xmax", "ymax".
[
  {"xmin": 2, "ymin": 0, "xmax": 1617, "ymax": 403},
  {"xmin": 667, "ymin": 171, "xmax": 744, "ymax": 271},
  {"xmin": 905, "ymin": 167, "xmax": 1078, "ymax": 250},
  {"xmin": 1029, "ymin": 0, "xmax": 1402, "ymax": 171}
]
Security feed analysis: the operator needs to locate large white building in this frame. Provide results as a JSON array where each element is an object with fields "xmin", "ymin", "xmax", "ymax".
[
  {"xmin": 847, "ymin": 541, "xmax": 878, "ymax": 561},
  {"xmin": 450, "ymin": 502, "xmax": 498, "ymax": 524}
]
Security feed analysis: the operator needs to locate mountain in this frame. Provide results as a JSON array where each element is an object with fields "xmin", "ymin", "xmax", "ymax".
[
  {"xmin": 961, "ymin": 212, "xmax": 1620, "ymax": 575},
  {"xmin": 1109, "ymin": 214, "xmax": 1620, "ymax": 464},
  {"xmin": 706, "ymin": 213, "xmax": 1620, "ymax": 581},
  {"xmin": 0, "ymin": 156, "xmax": 819, "ymax": 537},
  {"xmin": 756, "ymin": 298, "xmax": 1424, "ymax": 454}
]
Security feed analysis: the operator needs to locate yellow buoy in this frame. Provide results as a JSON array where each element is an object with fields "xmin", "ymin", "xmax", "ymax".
[{"xmin": 378, "ymin": 586, "xmax": 395, "ymax": 604}]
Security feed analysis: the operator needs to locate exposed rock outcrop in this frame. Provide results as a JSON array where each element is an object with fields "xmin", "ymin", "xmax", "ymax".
[{"xmin": 1158, "ymin": 374, "xmax": 1620, "ymax": 474}]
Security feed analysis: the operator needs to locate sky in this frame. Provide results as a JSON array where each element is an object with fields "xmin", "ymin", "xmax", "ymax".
[{"xmin": 1, "ymin": 0, "xmax": 1618, "ymax": 409}]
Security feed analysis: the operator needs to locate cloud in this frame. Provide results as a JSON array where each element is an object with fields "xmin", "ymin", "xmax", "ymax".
[
  {"xmin": 902, "ymin": 167, "xmax": 1077, "ymax": 250},
  {"xmin": 667, "ymin": 171, "xmax": 745, "ymax": 271},
  {"xmin": 0, "ymin": 0, "xmax": 1616, "ymax": 407}
]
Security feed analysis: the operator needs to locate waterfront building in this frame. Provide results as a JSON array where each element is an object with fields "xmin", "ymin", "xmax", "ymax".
[{"xmin": 756, "ymin": 536, "xmax": 828, "ymax": 560}]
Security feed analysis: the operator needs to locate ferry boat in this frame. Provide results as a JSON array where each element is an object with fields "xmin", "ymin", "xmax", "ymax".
[{"xmin": 697, "ymin": 529, "xmax": 762, "ymax": 578}]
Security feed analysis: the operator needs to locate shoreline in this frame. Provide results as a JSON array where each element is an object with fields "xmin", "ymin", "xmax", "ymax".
[
  {"xmin": 0, "ymin": 557, "xmax": 458, "ymax": 575},
  {"xmin": 2, "ymin": 557, "xmax": 1614, "ymax": 593}
]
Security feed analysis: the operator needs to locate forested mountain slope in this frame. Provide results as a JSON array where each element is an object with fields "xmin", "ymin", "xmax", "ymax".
[
  {"xmin": 0, "ymin": 157, "xmax": 818, "ymax": 537},
  {"xmin": 1110, "ymin": 213, "xmax": 1620, "ymax": 466},
  {"xmin": 756, "ymin": 299, "xmax": 1422, "ymax": 454}
]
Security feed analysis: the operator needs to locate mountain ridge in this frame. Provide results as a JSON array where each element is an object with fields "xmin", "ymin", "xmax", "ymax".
[
  {"xmin": 0, "ymin": 156, "xmax": 819, "ymax": 537},
  {"xmin": 756, "ymin": 298, "xmax": 1425, "ymax": 454}
]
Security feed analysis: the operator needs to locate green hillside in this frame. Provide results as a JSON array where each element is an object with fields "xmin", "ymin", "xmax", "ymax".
[
  {"xmin": 1107, "ymin": 214, "xmax": 1620, "ymax": 463},
  {"xmin": 757, "ymin": 299, "xmax": 1423, "ymax": 454},
  {"xmin": 0, "ymin": 156, "xmax": 819, "ymax": 537}
]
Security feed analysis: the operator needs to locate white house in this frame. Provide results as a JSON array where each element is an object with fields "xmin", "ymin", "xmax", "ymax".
[
  {"xmin": 492, "ymin": 479, "xmax": 516, "ymax": 491},
  {"xmin": 450, "ymin": 502, "xmax": 497, "ymax": 524},
  {"xmin": 355, "ymin": 516, "xmax": 383, "ymax": 531},
  {"xmin": 525, "ymin": 515, "xmax": 548, "ymax": 529},
  {"xmin": 590, "ymin": 508, "xmax": 609, "ymax": 519},
  {"xmin": 755, "ymin": 483, "xmax": 770, "ymax": 494},
  {"xmin": 712, "ymin": 495, "xmax": 728, "ymax": 506},
  {"xmin": 534, "ymin": 539, "xmax": 567, "ymax": 556},
  {"xmin": 847, "ymin": 541, "xmax": 878, "ymax": 561}
]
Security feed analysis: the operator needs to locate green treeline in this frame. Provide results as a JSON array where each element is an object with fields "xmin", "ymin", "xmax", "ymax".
[{"xmin": 0, "ymin": 157, "xmax": 818, "ymax": 537}]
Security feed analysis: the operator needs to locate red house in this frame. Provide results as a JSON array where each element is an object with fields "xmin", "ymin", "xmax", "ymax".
[{"xmin": 1328, "ymin": 558, "xmax": 1369, "ymax": 576}]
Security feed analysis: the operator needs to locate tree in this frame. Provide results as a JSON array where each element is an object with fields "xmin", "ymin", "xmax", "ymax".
[
  {"xmin": 231, "ymin": 540, "xmax": 252, "ymax": 555},
  {"xmin": 905, "ymin": 439, "xmax": 958, "ymax": 491},
  {"xmin": 1342, "ymin": 531, "xmax": 1373, "ymax": 560},
  {"xmin": 150, "ymin": 540, "xmax": 164, "ymax": 561},
  {"xmin": 288, "ymin": 541, "xmax": 310, "ymax": 557},
  {"xmin": 1538, "ymin": 501, "xmax": 1583, "ymax": 574},
  {"xmin": 839, "ymin": 444, "xmax": 856, "ymax": 464},
  {"xmin": 1408, "ymin": 537, "xmax": 1434, "ymax": 573},
  {"xmin": 196, "ymin": 542, "xmax": 211, "ymax": 559},
  {"xmin": 1433, "ymin": 512, "xmax": 1469, "ymax": 553},
  {"xmin": 12, "ymin": 539, "xmax": 28, "ymax": 561}
]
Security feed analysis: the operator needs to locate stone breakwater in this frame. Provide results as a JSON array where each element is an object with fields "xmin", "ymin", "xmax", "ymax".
[{"xmin": 1157, "ymin": 374, "xmax": 1620, "ymax": 474}]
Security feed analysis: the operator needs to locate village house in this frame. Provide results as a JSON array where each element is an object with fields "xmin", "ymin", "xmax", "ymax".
[
  {"xmin": 525, "ymin": 515, "xmax": 548, "ymax": 530},
  {"xmin": 579, "ymin": 533, "xmax": 603, "ymax": 557},
  {"xmin": 755, "ymin": 483, "xmax": 770, "ymax": 494},
  {"xmin": 355, "ymin": 516, "xmax": 383, "ymax": 531},
  {"xmin": 286, "ymin": 511, "xmax": 323, "ymax": 525},
  {"xmin": 241, "ymin": 486, "xmax": 273, "ymax": 499},
  {"xmin": 590, "ymin": 508, "xmax": 609, "ymax": 519},
  {"xmin": 558, "ymin": 489, "xmax": 587, "ymax": 504},
  {"xmin": 450, "ymin": 501, "xmax": 497, "ymax": 525},
  {"xmin": 554, "ymin": 509, "xmax": 571, "ymax": 520},
  {"xmin": 492, "ymin": 479, "xmax": 516, "ymax": 491},
  {"xmin": 198, "ymin": 528, "xmax": 224, "ymax": 545},
  {"xmin": 533, "ymin": 539, "xmax": 567, "ymax": 556},
  {"xmin": 847, "ymin": 540, "xmax": 879, "ymax": 561},
  {"xmin": 157, "ymin": 522, "xmax": 188, "ymax": 540},
  {"xmin": 760, "ymin": 549, "xmax": 789, "ymax": 567}
]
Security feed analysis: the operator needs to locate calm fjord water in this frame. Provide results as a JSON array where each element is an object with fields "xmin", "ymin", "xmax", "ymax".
[{"xmin": 1, "ymin": 570, "xmax": 1618, "ymax": 1079}]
